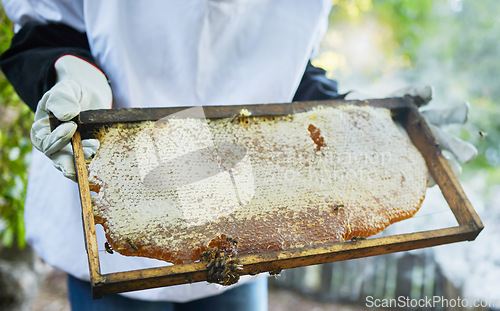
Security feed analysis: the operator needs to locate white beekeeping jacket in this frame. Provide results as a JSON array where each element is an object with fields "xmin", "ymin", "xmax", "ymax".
[{"xmin": 3, "ymin": 0, "xmax": 332, "ymax": 302}]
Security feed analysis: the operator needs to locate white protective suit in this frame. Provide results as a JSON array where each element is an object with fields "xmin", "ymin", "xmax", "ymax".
[{"xmin": 3, "ymin": 0, "xmax": 332, "ymax": 302}]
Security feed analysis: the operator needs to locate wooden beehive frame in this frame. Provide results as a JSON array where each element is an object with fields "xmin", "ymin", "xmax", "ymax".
[{"xmin": 69, "ymin": 97, "xmax": 483, "ymax": 298}]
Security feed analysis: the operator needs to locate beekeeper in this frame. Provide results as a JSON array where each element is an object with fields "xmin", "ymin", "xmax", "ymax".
[
  {"xmin": 0, "ymin": 1, "xmax": 477, "ymax": 310},
  {"xmin": 0, "ymin": 1, "xmax": 346, "ymax": 310}
]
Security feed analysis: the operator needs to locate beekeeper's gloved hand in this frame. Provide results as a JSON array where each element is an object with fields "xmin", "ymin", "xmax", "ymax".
[
  {"xmin": 31, "ymin": 55, "xmax": 112, "ymax": 181},
  {"xmin": 346, "ymin": 85, "xmax": 478, "ymax": 187},
  {"xmin": 389, "ymin": 85, "xmax": 478, "ymax": 186}
]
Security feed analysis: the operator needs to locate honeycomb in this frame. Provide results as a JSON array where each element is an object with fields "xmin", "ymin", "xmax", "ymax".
[{"xmin": 87, "ymin": 105, "xmax": 428, "ymax": 265}]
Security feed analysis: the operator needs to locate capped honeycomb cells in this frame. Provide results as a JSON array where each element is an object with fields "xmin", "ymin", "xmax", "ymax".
[{"xmin": 87, "ymin": 105, "xmax": 428, "ymax": 265}]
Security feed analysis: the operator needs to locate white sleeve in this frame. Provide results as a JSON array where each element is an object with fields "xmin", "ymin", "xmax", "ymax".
[{"xmin": 2, "ymin": 0, "xmax": 85, "ymax": 32}]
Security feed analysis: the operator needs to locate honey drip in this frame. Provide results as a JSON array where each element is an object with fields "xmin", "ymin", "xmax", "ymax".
[{"xmin": 308, "ymin": 124, "xmax": 325, "ymax": 151}]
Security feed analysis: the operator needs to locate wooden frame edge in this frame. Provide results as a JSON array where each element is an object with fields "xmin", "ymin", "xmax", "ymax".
[
  {"xmin": 71, "ymin": 131, "xmax": 106, "ymax": 296},
  {"xmin": 92, "ymin": 225, "xmax": 478, "ymax": 298}
]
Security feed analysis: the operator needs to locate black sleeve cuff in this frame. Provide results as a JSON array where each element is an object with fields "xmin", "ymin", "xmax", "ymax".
[
  {"xmin": 0, "ymin": 22, "xmax": 97, "ymax": 111},
  {"xmin": 293, "ymin": 61, "xmax": 346, "ymax": 102}
]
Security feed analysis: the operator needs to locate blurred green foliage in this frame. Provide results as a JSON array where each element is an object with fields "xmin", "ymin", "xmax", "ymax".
[
  {"xmin": 0, "ymin": 9, "xmax": 33, "ymax": 248},
  {"xmin": 402, "ymin": 0, "xmax": 500, "ymax": 184},
  {"xmin": 332, "ymin": 0, "xmax": 434, "ymax": 63},
  {"xmin": 371, "ymin": 0, "xmax": 434, "ymax": 63},
  {"xmin": 331, "ymin": 0, "xmax": 499, "ymax": 184},
  {"xmin": 421, "ymin": 0, "xmax": 500, "ymax": 184}
]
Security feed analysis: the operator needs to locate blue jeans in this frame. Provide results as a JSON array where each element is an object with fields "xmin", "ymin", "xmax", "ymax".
[{"xmin": 67, "ymin": 275, "xmax": 268, "ymax": 311}]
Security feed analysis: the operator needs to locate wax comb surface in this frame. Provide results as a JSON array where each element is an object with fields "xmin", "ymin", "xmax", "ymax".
[{"xmin": 87, "ymin": 105, "xmax": 428, "ymax": 264}]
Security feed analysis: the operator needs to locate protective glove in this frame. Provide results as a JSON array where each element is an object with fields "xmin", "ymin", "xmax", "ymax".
[
  {"xmin": 30, "ymin": 55, "xmax": 112, "ymax": 181},
  {"xmin": 346, "ymin": 85, "xmax": 478, "ymax": 186}
]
